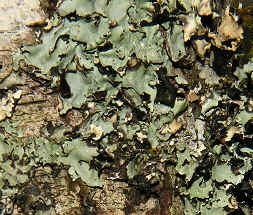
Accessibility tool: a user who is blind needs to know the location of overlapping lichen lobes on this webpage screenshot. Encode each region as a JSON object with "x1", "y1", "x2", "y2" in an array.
[{"x1": 3, "y1": 0, "x2": 253, "y2": 214}]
